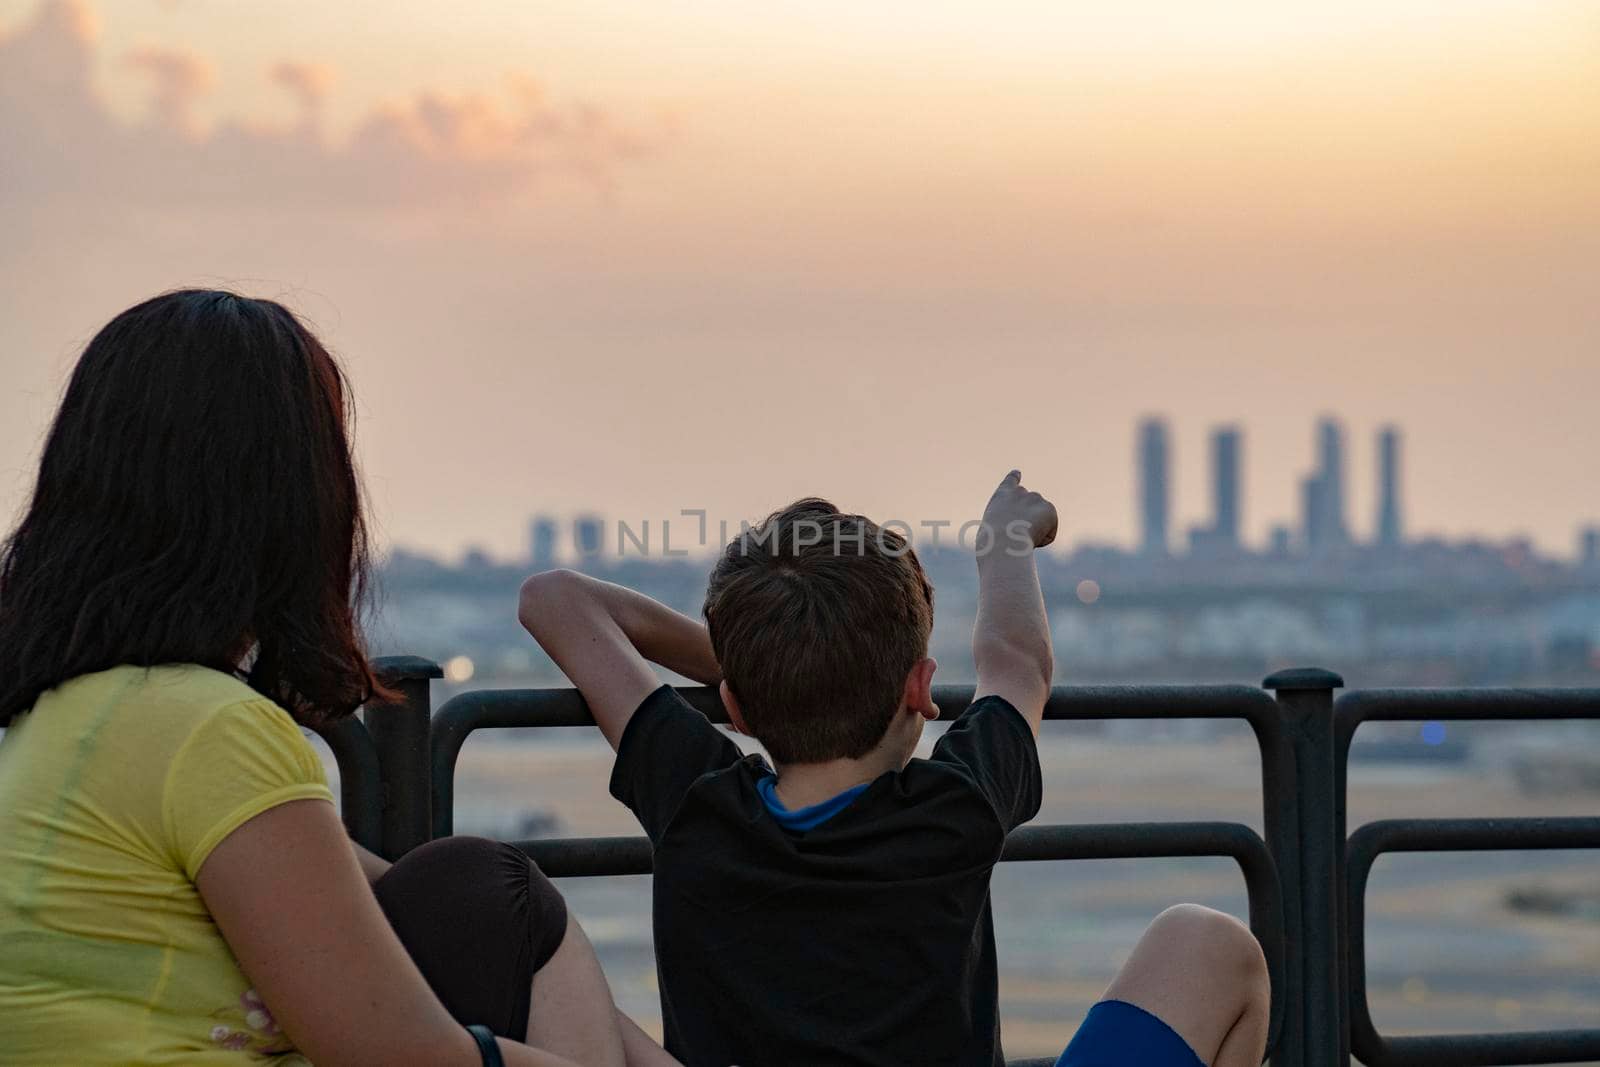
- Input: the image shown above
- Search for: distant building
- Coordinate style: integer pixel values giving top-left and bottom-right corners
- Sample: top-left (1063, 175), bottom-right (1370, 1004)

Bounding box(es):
top-left (1137, 418), bottom-right (1170, 556)
top-left (1582, 526), bottom-right (1600, 568)
top-left (1300, 474), bottom-right (1324, 554)
top-left (1211, 425), bottom-right (1242, 549)
top-left (528, 515), bottom-right (558, 568)
top-left (573, 514), bottom-right (604, 562)
top-left (1269, 524), bottom-right (1293, 558)
top-left (1303, 417), bottom-right (1348, 552)
top-left (1317, 417), bottom-right (1348, 547)
top-left (1376, 426), bottom-right (1403, 548)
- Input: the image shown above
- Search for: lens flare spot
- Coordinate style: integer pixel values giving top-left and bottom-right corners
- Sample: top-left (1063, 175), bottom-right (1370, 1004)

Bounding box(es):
top-left (444, 655), bottom-right (475, 683)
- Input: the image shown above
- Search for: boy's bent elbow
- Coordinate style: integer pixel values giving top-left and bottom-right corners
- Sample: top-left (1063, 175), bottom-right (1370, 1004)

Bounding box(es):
top-left (517, 568), bottom-right (585, 630)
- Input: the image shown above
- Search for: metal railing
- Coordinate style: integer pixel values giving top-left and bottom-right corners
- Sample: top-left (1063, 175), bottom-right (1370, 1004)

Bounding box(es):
top-left (1334, 690), bottom-right (1600, 1067)
top-left (325, 658), bottom-right (1600, 1067)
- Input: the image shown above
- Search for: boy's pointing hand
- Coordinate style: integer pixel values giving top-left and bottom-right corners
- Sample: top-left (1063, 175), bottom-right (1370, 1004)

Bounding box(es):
top-left (982, 469), bottom-right (1058, 550)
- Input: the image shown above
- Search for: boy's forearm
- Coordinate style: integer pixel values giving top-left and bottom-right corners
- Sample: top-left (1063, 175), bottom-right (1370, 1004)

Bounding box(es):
top-left (520, 570), bottom-right (719, 684)
top-left (599, 579), bottom-right (722, 685)
top-left (519, 570), bottom-right (720, 748)
top-left (972, 547), bottom-right (1053, 721)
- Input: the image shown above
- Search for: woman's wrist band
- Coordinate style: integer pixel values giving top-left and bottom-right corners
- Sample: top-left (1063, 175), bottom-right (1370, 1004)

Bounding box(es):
top-left (466, 1024), bottom-right (504, 1067)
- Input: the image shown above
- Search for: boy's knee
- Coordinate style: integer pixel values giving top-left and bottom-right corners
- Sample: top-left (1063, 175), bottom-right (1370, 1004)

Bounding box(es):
top-left (1149, 903), bottom-right (1267, 991)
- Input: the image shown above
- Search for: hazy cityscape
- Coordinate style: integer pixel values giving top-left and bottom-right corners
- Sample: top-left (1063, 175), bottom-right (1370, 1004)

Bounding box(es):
top-left (372, 415), bottom-right (1600, 690)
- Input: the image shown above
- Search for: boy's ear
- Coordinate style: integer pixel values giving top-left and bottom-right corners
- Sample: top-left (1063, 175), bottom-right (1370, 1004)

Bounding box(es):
top-left (903, 657), bottom-right (939, 722)
top-left (720, 679), bottom-right (750, 736)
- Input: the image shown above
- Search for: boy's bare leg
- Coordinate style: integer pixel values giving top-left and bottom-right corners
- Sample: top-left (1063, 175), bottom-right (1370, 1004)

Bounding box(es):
top-left (1100, 904), bottom-right (1270, 1067)
top-left (525, 915), bottom-right (627, 1067)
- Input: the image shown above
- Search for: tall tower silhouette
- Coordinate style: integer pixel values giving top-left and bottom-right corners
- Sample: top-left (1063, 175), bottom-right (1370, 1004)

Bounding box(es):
top-left (1376, 426), bottom-right (1402, 548)
top-left (528, 515), bottom-right (558, 567)
top-left (1211, 426), bottom-right (1242, 549)
top-left (1317, 417), bottom-right (1347, 547)
top-left (1301, 417), bottom-right (1349, 552)
top-left (1137, 418), bottom-right (1170, 556)
top-left (573, 515), bottom-right (604, 563)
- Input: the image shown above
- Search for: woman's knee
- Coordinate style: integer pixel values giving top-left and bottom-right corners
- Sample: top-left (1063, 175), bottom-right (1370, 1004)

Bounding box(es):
top-left (374, 836), bottom-right (571, 1037)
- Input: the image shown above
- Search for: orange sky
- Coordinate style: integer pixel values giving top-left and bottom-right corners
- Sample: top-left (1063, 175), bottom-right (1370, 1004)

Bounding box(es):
top-left (1, 0), bottom-right (1596, 559)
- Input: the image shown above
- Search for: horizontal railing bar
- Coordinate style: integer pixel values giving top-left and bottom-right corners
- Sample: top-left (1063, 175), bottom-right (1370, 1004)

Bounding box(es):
top-left (432, 683), bottom-right (1284, 842)
top-left (1336, 688), bottom-right (1600, 723)
top-left (1347, 817), bottom-right (1600, 1067)
top-left (1350, 816), bottom-right (1600, 854)
top-left (511, 820), bottom-right (1276, 876)
top-left (440, 682), bottom-right (1278, 730)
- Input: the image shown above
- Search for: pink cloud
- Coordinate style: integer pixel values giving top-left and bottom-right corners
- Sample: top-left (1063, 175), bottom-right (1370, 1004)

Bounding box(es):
top-left (0, 0), bottom-right (674, 215)
top-left (270, 60), bottom-right (336, 116)
top-left (123, 43), bottom-right (216, 134)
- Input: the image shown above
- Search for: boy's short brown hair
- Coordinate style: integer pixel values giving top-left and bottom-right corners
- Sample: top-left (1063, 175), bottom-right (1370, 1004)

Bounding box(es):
top-left (703, 498), bottom-right (935, 764)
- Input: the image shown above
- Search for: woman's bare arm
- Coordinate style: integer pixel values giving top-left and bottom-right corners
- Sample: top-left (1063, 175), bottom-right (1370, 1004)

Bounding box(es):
top-left (351, 840), bottom-right (392, 884)
top-left (616, 1012), bottom-right (680, 1067)
top-left (198, 798), bottom-right (582, 1067)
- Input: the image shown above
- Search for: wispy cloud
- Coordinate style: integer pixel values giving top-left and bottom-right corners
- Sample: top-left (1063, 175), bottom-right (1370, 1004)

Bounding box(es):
top-left (268, 60), bottom-right (334, 129)
top-left (122, 43), bottom-right (215, 134)
top-left (0, 0), bottom-right (674, 216)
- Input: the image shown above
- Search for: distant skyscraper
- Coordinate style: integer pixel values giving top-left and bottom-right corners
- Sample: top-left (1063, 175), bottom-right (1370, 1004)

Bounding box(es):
top-left (1582, 526), bottom-right (1600, 568)
top-left (1376, 426), bottom-right (1403, 548)
top-left (1211, 426), bottom-right (1242, 549)
top-left (1301, 418), bottom-right (1348, 553)
top-left (1301, 473), bottom-right (1325, 554)
top-left (1316, 417), bottom-right (1347, 547)
top-left (528, 515), bottom-right (558, 567)
top-left (1137, 418), bottom-right (1170, 556)
top-left (573, 515), bottom-right (604, 562)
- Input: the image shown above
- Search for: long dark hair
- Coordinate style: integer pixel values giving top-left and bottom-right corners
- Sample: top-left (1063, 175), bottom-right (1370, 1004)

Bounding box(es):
top-left (0, 289), bottom-right (389, 726)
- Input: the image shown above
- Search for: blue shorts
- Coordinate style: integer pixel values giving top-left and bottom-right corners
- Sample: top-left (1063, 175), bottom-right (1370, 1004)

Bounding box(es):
top-left (1055, 1000), bottom-right (1206, 1067)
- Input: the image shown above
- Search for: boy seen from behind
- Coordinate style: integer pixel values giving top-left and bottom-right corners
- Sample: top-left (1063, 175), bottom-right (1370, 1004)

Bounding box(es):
top-left (519, 472), bottom-right (1269, 1067)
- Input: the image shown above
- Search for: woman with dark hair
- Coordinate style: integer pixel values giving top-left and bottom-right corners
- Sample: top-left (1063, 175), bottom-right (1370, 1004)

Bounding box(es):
top-left (0, 291), bottom-right (676, 1067)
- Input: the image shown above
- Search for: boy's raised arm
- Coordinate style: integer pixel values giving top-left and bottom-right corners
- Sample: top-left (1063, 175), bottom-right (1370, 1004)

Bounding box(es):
top-left (517, 570), bottom-right (721, 750)
top-left (972, 470), bottom-right (1058, 735)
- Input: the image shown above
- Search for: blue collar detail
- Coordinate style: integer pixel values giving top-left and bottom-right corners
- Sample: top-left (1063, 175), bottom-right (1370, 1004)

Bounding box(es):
top-left (756, 775), bottom-right (869, 831)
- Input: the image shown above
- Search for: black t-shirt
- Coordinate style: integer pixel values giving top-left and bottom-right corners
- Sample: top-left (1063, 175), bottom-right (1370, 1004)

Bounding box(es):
top-left (609, 686), bottom-right (1042, 1067)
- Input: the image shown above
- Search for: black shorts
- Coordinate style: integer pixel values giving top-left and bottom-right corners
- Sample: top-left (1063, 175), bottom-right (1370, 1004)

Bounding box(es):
top-left (373, 836), bottom-right (569, 1040)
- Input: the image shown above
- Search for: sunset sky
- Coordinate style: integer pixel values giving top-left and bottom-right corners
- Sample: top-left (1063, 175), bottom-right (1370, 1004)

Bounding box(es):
top-left (1, 0), bottom-right (1596, 560)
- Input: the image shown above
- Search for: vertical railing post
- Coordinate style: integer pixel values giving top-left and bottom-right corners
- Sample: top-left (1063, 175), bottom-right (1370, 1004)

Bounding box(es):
top-left (1266, 667), bottom-right (1346, 1067)
top-left (1257, 708), bottom-right (1305, 1067)
top-left (314, 716), bottom-right (384, 853)
top-left (368, 655), bottom-right (442, 860)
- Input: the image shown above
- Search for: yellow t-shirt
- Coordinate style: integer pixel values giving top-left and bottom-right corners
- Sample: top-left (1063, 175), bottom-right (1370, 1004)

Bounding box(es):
top-left (0, 664), bottom-right (334, 1065)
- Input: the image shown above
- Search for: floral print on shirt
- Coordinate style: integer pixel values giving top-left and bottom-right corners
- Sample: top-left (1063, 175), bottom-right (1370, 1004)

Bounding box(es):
top-left (208, 989), bottom-right (294, 1055)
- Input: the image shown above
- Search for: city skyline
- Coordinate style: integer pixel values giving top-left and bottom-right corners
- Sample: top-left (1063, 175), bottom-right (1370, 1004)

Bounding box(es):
top-left (470, 415), bottom-right (1598, 567)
